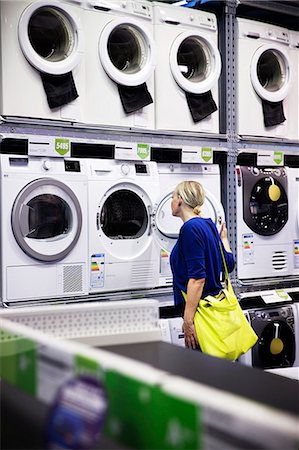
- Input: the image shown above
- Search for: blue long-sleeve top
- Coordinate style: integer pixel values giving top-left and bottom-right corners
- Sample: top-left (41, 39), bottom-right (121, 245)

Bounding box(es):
top-left (170, 217), bottom-right (235, 306)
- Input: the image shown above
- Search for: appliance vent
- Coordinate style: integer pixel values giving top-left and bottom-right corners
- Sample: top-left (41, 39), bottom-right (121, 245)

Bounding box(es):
top-left (63, 265), bottom-right (83, 293)
top-left (271, 251), bottom-right (288, 271)
top-left (130, 263), bottom-right (155, 285)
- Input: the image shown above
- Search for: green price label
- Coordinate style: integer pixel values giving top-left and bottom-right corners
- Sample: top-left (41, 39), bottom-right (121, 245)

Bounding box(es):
top-left (55, 138), bottom-right (70, 156)
top-left (137, 143), bottom-right (150, 160)
top-left (201, 147), bottom-right (212, 163)
top-left (274, 151), bottom-right (283, 165)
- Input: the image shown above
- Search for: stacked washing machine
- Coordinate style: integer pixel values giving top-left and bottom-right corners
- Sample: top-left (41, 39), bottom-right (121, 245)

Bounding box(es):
top-left (236, 18), bottom-right (296, 140)
top-left (239, 301), bottom-right (299, 370)
top-left (0, 136), bottom-right (89, 307)
top-left (152, 154), bottom-right (225, 287)
top-left (153, 2), bottom-right (222, 134)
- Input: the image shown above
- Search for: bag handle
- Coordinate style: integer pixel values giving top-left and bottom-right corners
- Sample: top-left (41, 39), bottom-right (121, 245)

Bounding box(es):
top-left (219, 243), bottom-right (229, 283)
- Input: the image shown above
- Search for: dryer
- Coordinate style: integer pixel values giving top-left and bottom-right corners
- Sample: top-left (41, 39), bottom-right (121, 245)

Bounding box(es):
top-left (87, 159), bottom-right (160, 294)
top-left (153, 163), bottom-right (225, 286)
top-left (0, 0), bottom-right (85, 124)
top-left (236, 165), bottom-right (293, 282)
top-left (239, 304), bottom-right (298, 370)
top-left (83, 0), bottom-right (156, 130)
top-left (153, 2), bottom-right (221, 134)
top-left (286, 167), bottom-right (299, 278)
top-left (236, 18), bottom-right (294, 140)
top-left (0, 154), bottom-right (89, 306)
top-left (289, 29), bottom-right (299, 141)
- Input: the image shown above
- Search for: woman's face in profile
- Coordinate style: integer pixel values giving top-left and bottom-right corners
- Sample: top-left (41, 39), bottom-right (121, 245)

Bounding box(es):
top-left (171, 191), bottom-right (181, 217)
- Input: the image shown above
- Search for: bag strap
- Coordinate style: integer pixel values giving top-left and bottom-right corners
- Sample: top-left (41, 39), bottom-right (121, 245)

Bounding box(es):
top-left (219, 243), bottom-right (229, 283)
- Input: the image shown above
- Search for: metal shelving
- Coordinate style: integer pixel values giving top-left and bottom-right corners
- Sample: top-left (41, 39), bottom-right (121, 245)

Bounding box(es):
top-left (0, 0), bottom-right (298, 297)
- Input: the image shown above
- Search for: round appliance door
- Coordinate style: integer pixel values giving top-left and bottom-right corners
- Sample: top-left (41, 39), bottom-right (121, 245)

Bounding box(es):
top-left (254, 320), bottom-right (295, 369)
top-left (250, 44), bottom-right (292, 102)
top-left (153, 189), bottom-right (224, 253)
top-left (245, 176), bottom-right (288, 236)
top-left (97, 183), bottom-right (152, 260)
top-left (169, 31), bottom-right (221, 94)
top-left (18, 0), bottom-right (84, 75)
top-left (11, 178), bottom-right (82, 262)
top-left (99, 18), bottom-right (156, 86)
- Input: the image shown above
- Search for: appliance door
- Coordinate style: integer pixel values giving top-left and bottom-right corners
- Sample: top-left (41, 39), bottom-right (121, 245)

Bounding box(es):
top-left (97, 183), bottom-right (153, 260)
top-left (153, 188), bottom-right (224, 253)
top-left (11, 178), bottom-right (82, 262)
top-left (250, 44), bottom-right (292, 102)
top-left (243, 175), bottom-right (288, 236)
top-left (169, 31), bottom-right (221, 94)
top-left (99, 18), bottom-right (156, 86)
top-left (253, 319), bottom-right (296, 369)
top-left (18, 0), bottom-right (84, 75)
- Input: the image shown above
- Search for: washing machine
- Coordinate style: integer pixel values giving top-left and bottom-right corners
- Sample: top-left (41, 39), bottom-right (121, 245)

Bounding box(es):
top-left (236, 18), bottom-right (294, 140)
top-left (87, 159), bottom-right (160, 294)
top-left (153, 2), bottom-right (221, 134)
top-left (236, 165), bottom-right (293, 282)
top-left (83, 0), bottom-right (156, 130)
top-left (0, 0), bottom-right (85, 124)
top-left (289, 29), bottom-right (299, 141)
top-left (153, 163), bottom-right (225, 286)
top-left (286, 167), bottom-right (299, 277)
top-left (239, 304), bottom-right (298, 369)
top-left (0, 154), bottom-right (89, 306)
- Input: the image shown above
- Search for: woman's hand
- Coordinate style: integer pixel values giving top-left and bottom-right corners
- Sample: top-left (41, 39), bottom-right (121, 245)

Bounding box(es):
top-left (182, 320), bottom-right (198, 350)
top-left (220, 222), bottom-right (232, 253)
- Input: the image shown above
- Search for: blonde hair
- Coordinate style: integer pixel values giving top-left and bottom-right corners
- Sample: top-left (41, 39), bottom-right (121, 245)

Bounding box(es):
top-left (175, 180), bottom-right (205, 215)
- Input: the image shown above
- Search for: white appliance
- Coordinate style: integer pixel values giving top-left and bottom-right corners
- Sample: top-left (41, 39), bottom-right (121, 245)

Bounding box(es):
top-left (286, 167), bottom-right (299, 277)
top-left (0, 0), bottom-right (85, 124)
top-left (236, 18), bottom-right (294, 139)
top-left (83, 0), bottom-right (156, 130)
top-left (159, 317), bottom-right (185, 347)
top-left (153, 163), bottom-right (225, 286)
top-left (0, 154), bottom-right (89, 306)
top-left (289, 29), bottom-right (299, 141)
top-left (239, 304), bottom-right (299, 369)
top-left (87, 159), bottom-right (160, 294)
top-left (236, 165), bottom-right (293, 282)
top-left (153, 2), bottom-right (221, 134)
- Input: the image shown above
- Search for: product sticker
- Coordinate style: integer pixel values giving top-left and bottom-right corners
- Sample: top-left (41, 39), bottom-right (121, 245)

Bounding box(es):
top-left (293, 240), bottom-right (299, 269)
top-left (257, 150), bottom-right (284, 166)
top-left (114, 143), bottom-right (136, 160)
top-left (90, 254), bottom-right (105, 289)
top-left (181, 146), bottom-right (213, 164)
top-left (137, 143), bottom-right (150, 160)
top-left (160, 250), bottom-right (171, 276)
top-left (242, 234), bottom-right (254, 264)
top-left (261, 290), bottom-right (291, 304)
top-left (45, 375), bottom-right (108, 450)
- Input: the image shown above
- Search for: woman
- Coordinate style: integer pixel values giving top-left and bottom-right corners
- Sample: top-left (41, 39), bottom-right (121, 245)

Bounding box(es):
top-left (170, 180), bottom-right (235, 350)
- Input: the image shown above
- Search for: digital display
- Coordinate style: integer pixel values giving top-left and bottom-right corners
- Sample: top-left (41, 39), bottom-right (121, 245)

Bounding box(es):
top-left (65, 160), bottom-right (80, 172)
top-left (135, 164), bottom-right (148, 174)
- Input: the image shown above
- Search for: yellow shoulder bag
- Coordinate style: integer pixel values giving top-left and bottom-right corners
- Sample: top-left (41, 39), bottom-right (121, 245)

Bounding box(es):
top-left (182, 245), bottom-right (258, 361)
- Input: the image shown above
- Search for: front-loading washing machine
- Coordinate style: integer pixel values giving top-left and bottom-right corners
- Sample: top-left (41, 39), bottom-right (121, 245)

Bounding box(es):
top-left (236, 165), bottom-right (293, 282)
top-left (236, 18), bottom-right (295, 140)
top-left (0, 0), bottom-right (85, 124)
top-left (87, 158), bottom-right (160, 294)
top-left (83, 0), bottom-right (156, 130)
top-left (239, 304), bottom-right (298, 369)
top-left (0, 154), bottom-right (89, 306)
top-left (153, 163), bottom-right (225, 287)
top-left (153, 2), bottom-right (221, 134)
top-left (289, 29), bottom-right (299, 141)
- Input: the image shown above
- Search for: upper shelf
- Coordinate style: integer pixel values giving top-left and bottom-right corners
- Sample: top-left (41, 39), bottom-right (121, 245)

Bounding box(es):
top-left (236, 0), bottom-right (299, 30)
